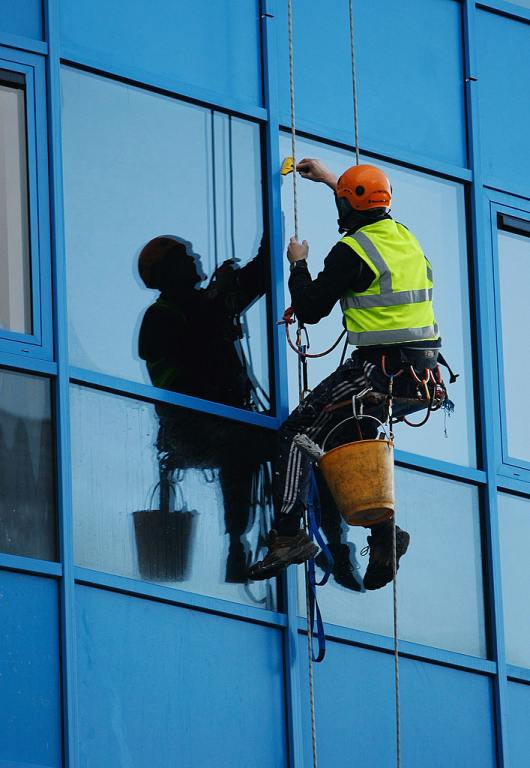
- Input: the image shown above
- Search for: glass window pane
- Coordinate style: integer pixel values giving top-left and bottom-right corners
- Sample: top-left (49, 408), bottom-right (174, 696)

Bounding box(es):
top-left (498, 226), bottom-right (530, 464)
top-left (0, 73), bottom-right (32, 335)
top-left (298, 467), bottom-right (486, 657)
top-left (62, 67), bottom-right (271, 413)
top-left (279, 134), bottom-right (476, 466)
top-left (70, 385), bottom-right (277, 610)
top-left (0, 369), bottom-right (56, 560)
top-left (499, 492), bottom-right (530, 668)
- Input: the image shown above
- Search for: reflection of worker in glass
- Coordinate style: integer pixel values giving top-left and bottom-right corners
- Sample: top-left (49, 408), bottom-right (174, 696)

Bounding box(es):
top-left (138, 235), bottom-right (268, 410)
top-left (137, 235), bottom-right (272, 582)
top-left (250, 161), bottom-right (448, 590)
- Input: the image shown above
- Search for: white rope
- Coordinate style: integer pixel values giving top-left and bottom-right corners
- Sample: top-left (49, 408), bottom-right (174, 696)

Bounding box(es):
top-left (304, 555), bottom-right (319, 768)
top-left (392, 517), bottom-right (401, 768)
top-left (348, 0), bottom-right (360, 164)
top-left (287, 4), bottom-right (317, 762)
top-left (287, 0), bottom-right (299, 240)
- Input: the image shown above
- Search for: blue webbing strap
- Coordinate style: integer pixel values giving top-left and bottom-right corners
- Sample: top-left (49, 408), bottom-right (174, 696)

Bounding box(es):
top-left (306, 468), bottom-right (334, 663)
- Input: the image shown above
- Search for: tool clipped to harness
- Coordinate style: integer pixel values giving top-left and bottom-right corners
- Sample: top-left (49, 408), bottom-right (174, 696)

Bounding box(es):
top-left (278, 306), bottom-right (346, 358)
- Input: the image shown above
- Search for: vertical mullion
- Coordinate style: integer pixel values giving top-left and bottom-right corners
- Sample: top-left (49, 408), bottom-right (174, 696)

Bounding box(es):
top-left (463, 3), bottom-right (510, 766)
top-left (261, 1), bottom-right (304, 767)
top-left (261, 0), bottom-right (289, 423)
top-left (44, 1), bottom-right (79, 766)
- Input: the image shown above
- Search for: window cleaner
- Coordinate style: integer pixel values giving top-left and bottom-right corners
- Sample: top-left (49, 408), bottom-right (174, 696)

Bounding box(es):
top-left (248, 159), bottom-right (452, 586)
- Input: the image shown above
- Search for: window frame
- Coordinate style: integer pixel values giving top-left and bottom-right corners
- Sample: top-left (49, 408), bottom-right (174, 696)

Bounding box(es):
top-left (0, 48), bottom-right (52, 360)
top-left (489, 194), bottom-right (530, 482)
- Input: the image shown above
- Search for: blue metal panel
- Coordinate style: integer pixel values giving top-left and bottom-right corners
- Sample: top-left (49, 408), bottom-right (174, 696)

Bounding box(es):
top-left (0, 570), bottom-right (62, 767)
top-left (477, 9), bottom-right (530, 195)
top-left (299, 638), bottom-right (496, 768)
top-left (76, 584), bottom-right (287, 768)
top-left (59, 0), bottom-right (262, 109)
top-left (276, 0), bottom-right (467, 168)
top-left (0, 0), bottom-right (43, 41)
top-left (507, 682), bottom-right (530, 768)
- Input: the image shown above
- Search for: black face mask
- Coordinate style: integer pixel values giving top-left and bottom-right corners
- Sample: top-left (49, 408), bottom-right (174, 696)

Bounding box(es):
top-left (335, 195), bottom-right (355, 233)
top-left (335, 195), bottom-right (390, 233)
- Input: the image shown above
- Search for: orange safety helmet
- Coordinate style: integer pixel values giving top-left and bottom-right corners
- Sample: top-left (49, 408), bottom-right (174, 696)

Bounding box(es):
top-left (336, 164), bottom-right (392, 212)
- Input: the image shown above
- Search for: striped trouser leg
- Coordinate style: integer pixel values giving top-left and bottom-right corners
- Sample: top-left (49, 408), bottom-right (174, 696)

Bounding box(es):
top-left (274, 355), bottom-right (376, 524)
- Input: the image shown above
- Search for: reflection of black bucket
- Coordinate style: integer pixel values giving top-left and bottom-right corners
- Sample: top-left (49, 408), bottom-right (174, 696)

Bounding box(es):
top-left (133, 509), bottom-right (196, 581)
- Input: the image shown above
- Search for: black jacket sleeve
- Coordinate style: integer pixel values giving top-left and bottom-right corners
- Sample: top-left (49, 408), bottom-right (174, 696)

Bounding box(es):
top-left (288, 241), bottom-right (375, 324)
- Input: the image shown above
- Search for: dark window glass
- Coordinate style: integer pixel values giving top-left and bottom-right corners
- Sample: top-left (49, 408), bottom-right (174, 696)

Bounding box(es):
top-left (62, 67), bottom-right (271, 413)
top-left (0, 71), bottom-right (32, 335)
top-left (70, 385), bottom-right (277, 610)
top-left (298, 467), bottom-right (485, 656)
top-left (497, 221), bottom-right (530, 465)
top-left (499, 492), bottom-right (530, 668)
top-left (0, 369), bottom-right (56, 560)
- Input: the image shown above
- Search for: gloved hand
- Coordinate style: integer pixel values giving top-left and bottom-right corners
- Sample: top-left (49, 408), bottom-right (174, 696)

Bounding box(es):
top-left (296, 158), bottom-right (338, 190)
top-left (287, 236), bottom-right (308, 263)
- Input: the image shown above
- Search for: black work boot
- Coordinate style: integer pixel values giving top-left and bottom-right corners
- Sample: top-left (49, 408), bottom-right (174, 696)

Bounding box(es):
top-left (363, 522), bottom-right (410, 591)
top-left (316, 543), bottom-right (362, 591)
top-left (248, 530), bottom-right (319, 581)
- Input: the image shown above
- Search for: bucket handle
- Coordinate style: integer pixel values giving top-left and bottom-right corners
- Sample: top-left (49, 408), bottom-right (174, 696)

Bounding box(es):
top-left (321, 414), bottom-right (391, 453)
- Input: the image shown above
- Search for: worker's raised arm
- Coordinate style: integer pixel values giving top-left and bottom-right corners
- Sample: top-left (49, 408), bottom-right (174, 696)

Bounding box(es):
top-left (296, 158), bottom-right (338, 191)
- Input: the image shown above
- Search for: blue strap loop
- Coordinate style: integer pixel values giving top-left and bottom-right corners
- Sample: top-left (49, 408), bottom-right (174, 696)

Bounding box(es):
top-left (305, 468), bottom-right (334, 663)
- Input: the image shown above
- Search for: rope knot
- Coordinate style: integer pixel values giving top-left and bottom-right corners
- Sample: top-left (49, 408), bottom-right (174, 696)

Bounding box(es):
top-left (277, 306), bottom-right (296, 326)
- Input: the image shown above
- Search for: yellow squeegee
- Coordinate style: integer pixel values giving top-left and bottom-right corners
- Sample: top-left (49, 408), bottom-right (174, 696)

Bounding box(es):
top-left (280, 156), bottom-right (294, 176)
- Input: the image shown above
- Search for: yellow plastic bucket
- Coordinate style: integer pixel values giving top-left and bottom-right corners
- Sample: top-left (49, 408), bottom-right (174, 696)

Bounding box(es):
top-left (318, 438), bottom-right (395, 526)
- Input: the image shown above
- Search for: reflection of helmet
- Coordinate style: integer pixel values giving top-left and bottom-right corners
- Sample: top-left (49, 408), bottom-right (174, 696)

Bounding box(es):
top-left (138, 236), bottom-right (183, 288)
top-left (336, 164), bottom-right (392, 212)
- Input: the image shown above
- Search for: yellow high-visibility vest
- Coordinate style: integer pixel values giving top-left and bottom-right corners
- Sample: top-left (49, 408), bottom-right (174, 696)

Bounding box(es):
top-left (340, 219), bottom-right (438, 346)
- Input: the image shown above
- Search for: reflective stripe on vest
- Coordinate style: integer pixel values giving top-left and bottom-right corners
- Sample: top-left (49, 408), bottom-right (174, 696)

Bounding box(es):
top-left (340, 220), bottom-right (438, 346)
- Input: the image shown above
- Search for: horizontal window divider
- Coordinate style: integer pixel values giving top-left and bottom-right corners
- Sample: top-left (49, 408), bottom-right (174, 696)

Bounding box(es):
top-left (61, 55), bottom-right (268, 123)
top-left (507, 664), bottom-right (530, 684)
top-left (477, 0), bottom-right (530, 23)
top-left (484, 179), bottom-right (530, 204)
top-left (484, 188), bottom-right (530, 210)
top-left (501, 455), bottom-right (530, 474)
top-left (279, 120), bottom-right (473, 183)
top-left (297, 618), bottom-right (496, 675)
top-left (0, 33), bottom-right (48, 56)
top-left (69, 366), bottom-right (281, 429)
top-left (0, 552), bottom-right (62, 578)
top-left (394, 449), bottom-right (486, 484)
top-left (0, 352), bottom-right (57, 376)
top-left (496, 473), bottom-right (530, 496)
top-left (74, 566), bottom-right (286, 629)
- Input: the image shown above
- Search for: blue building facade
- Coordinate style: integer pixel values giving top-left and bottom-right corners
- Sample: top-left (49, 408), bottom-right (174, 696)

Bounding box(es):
top-left (0, 1), bottom-right (529, 766)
